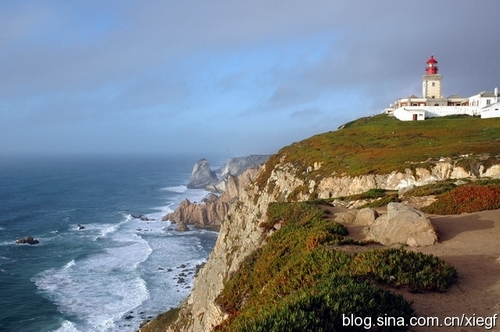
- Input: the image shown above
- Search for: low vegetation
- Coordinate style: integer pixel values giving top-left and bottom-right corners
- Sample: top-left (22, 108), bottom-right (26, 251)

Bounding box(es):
top-left (140, 308), bottom-right (180, 332)
top-left (403, 181), bottom-right (458, 197)
top-left (215, 202), bottom-right (457, 331)
top-left (255, 115), bottom-right (500, 190)
top-left (421, 183), bottom-right (500, 214)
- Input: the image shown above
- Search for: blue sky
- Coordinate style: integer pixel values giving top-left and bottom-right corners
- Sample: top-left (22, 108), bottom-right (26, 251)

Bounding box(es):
top-left (2, 1), bottom-right (500, 158)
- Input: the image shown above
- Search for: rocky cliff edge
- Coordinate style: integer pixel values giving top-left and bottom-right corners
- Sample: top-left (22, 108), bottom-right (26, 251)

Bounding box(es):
top-left (157, 159), bottom-right (500, 332)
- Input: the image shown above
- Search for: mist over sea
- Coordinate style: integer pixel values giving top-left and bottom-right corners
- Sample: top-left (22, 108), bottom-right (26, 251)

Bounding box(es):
top-left (0, 154), bottom-right (223, 331)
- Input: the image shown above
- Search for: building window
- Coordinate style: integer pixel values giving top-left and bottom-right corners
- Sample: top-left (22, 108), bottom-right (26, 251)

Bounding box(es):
top-left (432, 82), bottom-right (435, 87)
top-left (487, 99), bottom-right (491, 105)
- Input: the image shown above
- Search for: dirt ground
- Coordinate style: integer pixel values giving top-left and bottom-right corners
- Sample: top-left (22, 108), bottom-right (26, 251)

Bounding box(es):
top-left (325, 205), bottom-right (500, 331)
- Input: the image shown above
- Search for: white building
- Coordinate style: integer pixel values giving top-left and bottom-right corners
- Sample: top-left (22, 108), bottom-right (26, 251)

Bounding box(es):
top-left (385, 56), bottom-right (499, 120)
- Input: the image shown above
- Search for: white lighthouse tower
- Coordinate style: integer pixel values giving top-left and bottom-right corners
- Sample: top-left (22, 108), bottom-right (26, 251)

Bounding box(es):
top-left (422, 55), bottom-right (443, 99)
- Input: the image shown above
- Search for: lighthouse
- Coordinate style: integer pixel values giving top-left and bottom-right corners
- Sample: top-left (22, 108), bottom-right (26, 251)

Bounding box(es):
top-left (422, 55), bottom-right (443, 99)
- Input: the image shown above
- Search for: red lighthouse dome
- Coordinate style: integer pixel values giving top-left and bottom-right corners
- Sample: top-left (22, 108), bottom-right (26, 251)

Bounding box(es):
top-left (426, 55), bottom-right (438, 74)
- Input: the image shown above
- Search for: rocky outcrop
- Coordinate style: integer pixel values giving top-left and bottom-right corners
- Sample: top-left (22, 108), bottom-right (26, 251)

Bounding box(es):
top-left (163, 196), bottom-right (229, 230)
top-left (163, 167), bottom-right (260, 229)
top-left (187, 159), bottom-right (218, 189)
top-left (366, 203), bottom-right (438, 247)
top-left (221, 155), bottom-right (270, 179)
top-left (262, 160), bottom-right (499, 200)
top-left (176, 221), bottom-right (189, 232)
top-left (16, 236), bottom-right (39, 245)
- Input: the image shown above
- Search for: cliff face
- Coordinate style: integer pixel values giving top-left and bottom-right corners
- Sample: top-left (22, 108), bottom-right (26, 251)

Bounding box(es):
top-left (167, 166), bottom-right (271, 331)
top-left (164, 159), bottom-right (500, 331)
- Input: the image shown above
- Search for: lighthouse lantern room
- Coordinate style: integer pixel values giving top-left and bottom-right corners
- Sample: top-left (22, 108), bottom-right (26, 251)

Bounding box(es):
top-left (426, 55), bottom-right (438, 74)
top-left (422, 55), bottom-right (443, 99)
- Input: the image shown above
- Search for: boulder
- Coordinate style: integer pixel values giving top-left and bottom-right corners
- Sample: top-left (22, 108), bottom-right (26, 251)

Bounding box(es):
top-left (334, 210), bottom-right (357, 223)
top-left (354, 208), bottom-right (378, 226)
top-left (366, 203), bottom-right (438, 247)
top-left (187, 159), bottom-right (218, 189)
top-left (16, 236), bottom-right (39, 245)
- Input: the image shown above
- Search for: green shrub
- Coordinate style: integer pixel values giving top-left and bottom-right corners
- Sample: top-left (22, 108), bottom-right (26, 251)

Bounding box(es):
top-left (404, 181), bottom-right (457, 197)
top-left (363, 194), bottom-right (400, 208)
top-left (351, 248), bottom-right (458, 293)
top-left (229, 276), bottom-right (414, 332)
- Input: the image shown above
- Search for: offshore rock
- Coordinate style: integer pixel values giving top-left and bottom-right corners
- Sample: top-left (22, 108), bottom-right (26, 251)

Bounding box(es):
top-left (187, 159), bottom-right (218, 189)
top-left (366, 203), bottom-right (438, 247)
top-left (16, 236), bottom-right (39, 245)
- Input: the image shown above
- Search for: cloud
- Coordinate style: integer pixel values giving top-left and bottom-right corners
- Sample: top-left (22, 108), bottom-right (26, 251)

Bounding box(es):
top-left (1, 0), bottom-right (500, 156)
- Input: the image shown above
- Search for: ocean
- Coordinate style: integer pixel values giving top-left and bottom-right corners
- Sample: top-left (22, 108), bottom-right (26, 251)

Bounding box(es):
top-left (0, 154), bottom-right (222, 332)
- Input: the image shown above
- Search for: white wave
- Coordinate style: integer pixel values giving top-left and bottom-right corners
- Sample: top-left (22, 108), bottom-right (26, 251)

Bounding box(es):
top-left (53, 320), bottom-right (78, 332)
top-left (161, 185), bottom-right (187, 193)
top-left (69, 221), bottom-right (124, 241)
top-left (34, 223), bottom-right (152, 331)
top-left (63, 260), bottom-right (75, 269)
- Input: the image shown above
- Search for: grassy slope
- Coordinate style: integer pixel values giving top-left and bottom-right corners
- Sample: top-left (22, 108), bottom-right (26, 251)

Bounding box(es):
top-left (258, 115), bottom-right (500, 187)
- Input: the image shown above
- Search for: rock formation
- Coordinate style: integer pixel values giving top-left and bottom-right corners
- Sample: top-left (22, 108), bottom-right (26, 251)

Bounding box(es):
top-left (163, 166), bottom-right (261, 229)
top-left (186, 159), bottom-right (218, 189)
top-left (16, 236), bottom-right (39, 245)
top-left (366, 203), bottom-right (438, 247)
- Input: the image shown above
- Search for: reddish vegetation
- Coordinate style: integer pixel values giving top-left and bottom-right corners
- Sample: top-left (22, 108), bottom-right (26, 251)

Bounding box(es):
top-left (422, 185), bottom-right (500, 215)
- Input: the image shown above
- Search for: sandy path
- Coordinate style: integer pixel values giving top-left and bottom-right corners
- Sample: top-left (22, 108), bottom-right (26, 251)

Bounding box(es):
top-left (324, 205), bottom-right (500, 331)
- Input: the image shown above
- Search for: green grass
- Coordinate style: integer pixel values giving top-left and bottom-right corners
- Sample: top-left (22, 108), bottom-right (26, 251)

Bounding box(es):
top-left (403, 181), bottom-right (458, 197)
top-left (255, 115), bottom-right (500, 189)
top-left (214, 202), bottom-right (457, 331)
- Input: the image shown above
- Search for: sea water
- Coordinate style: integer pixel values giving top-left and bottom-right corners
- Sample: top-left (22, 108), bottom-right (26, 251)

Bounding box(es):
top-left (0, 154), bottom-right (222, 332)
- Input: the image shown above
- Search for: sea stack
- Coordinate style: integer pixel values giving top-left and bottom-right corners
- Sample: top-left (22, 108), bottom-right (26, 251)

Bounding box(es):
top-left (186, 159), bottom-right (218, 189)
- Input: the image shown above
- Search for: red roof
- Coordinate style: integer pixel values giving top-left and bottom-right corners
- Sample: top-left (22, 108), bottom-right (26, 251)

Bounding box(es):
top-left (426, 55), bottom-right (438, 64)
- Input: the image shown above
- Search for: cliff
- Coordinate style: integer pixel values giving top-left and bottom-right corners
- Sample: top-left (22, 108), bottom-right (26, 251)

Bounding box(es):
top-left (142, 115), bottom-right (500, 331)
top-left (164, 161), bottom-right (499, 331)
